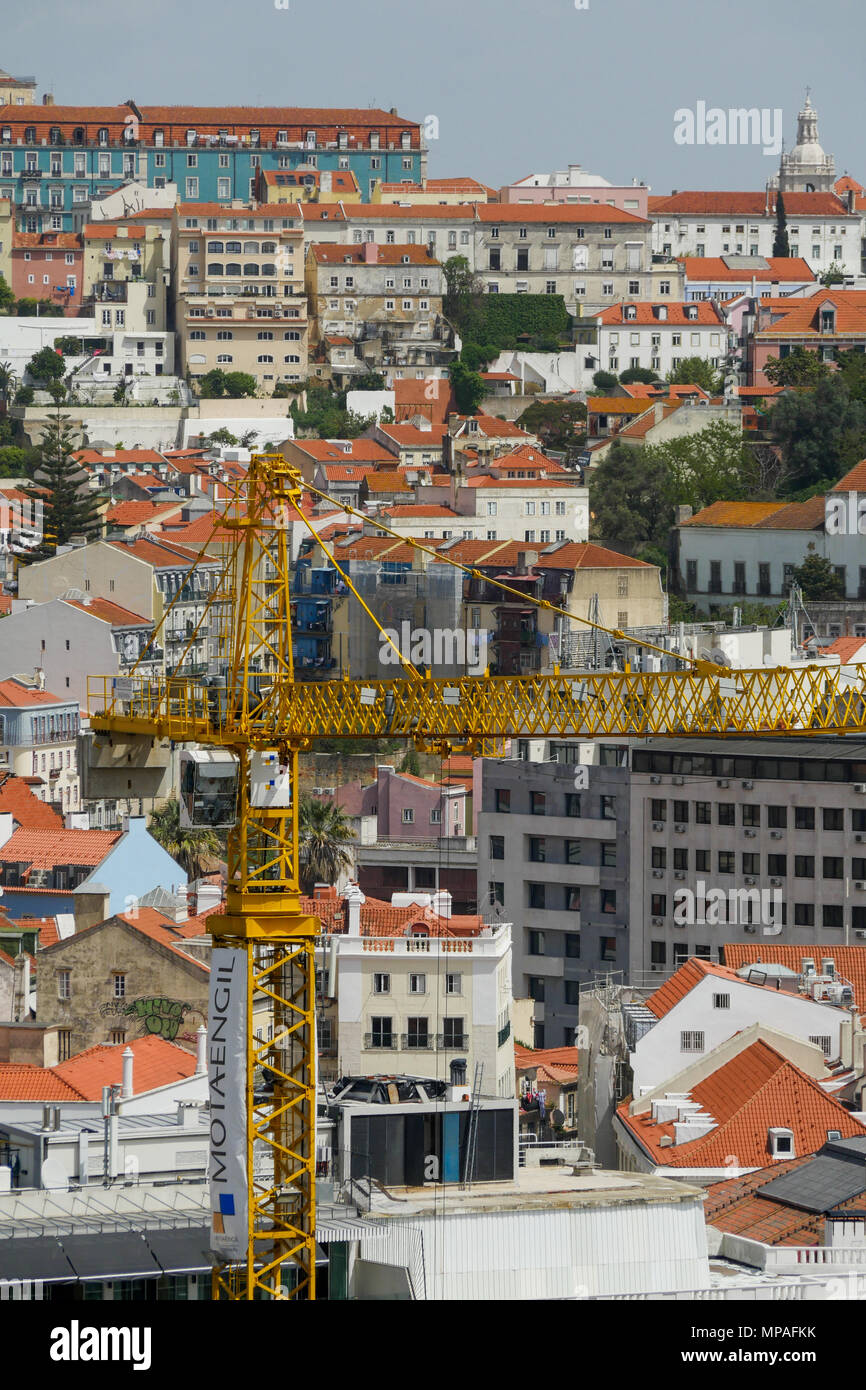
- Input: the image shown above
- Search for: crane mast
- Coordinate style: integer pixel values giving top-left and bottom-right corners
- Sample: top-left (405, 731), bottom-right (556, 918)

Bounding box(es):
top-left (85, 455), bottom-right (866, 1302)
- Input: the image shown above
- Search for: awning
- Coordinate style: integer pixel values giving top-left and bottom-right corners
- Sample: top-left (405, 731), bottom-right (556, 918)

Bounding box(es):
top-left (0, 1236), bottom-right (76, 1283)
top-left (60, 1232), bottom-right (162, 1281)
top-left (144, 1227), bottom-right (213, 1275)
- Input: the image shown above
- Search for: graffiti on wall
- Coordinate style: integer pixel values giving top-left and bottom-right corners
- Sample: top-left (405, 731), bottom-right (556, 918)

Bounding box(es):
top-left (100, 995), bottom-right (203, 1042)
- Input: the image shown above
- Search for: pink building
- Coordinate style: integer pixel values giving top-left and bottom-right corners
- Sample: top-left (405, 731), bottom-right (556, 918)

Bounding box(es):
top-left (500, 164), bottom-right (649, 219)
top-left (11, 231), bottom-right (82, 313)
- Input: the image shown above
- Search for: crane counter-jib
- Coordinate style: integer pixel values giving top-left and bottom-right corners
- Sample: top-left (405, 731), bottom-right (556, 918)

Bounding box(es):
top-left (86, 664), bottom-right (866, 744)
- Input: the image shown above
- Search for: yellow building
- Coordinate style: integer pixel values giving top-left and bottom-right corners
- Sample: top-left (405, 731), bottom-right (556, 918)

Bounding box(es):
top-left (172, 201), bottom-right (308, 391)
top-left (82, 220), bottom-right (169, 333)
top-left (0, 69), bottom-right (37, 105)
top-left (256, 167), bottom-right (361, 204)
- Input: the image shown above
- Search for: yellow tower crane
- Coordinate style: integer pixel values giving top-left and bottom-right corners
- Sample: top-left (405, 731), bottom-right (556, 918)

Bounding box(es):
top-left (86, 454), bottom-right (866, 1301)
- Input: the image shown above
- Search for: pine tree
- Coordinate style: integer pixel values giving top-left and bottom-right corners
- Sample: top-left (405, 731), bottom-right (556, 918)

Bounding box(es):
top-left (773, 192), bottom-right (790, 258)
top-left (25, 407), bottom-right (102, 560)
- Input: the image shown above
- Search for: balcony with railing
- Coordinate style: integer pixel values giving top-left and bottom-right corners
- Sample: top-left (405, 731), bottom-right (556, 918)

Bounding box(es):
top-left (435, 1032), bottom-right (468, 1049)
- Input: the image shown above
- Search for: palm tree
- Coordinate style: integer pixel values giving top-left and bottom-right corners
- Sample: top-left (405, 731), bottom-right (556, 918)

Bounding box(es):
top-left (148, 797), bottom-right (224, 880)
top-left (0, 362), bottom-right (16, 404)
top-left (299, 796), bottom-right (355, 894)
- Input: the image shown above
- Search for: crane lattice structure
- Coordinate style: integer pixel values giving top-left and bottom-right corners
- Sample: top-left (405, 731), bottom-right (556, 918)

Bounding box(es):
top-left (85, 454), bottom-right (866, 1301)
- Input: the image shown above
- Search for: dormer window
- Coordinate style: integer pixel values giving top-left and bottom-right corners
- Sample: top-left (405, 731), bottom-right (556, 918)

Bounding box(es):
top-left (24, 126), bottom-right (36, 144)
top-left (97, 128), bottom-right (109, 146)
top-left (768, 1126), bottom-right (794, 1158)
top-left (402, 254), bottom-right (410, 263)
top-left (821, 308), bottom-right (836, 334)
top-left (338, 131), bottom-right (348, 149)
top-left (624, 304), bottom-right (636, 320)
top-left (186, 129), bottom-right (197, 146)
top-left (686, 305), bottom-right (698, 320)
top-left (401, 131), bottom-right (411, 150)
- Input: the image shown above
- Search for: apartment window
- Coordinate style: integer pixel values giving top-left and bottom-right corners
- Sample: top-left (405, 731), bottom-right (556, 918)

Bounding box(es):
top-left (406, 1017), bottom-right (429, 1048)
top-left (373, 973), bottom-right (390, 994)
top-left (495, 788), bottom-right (510, 813)
top-left (767, 854), bottom-right (787, 876)
top-left (794, 903), bottom-right (815, 926)
top-left (58, 1030), bottom-right (72, 1062)
top-left (681, 1031), bottom-right (704, 1051)
top-left (696, 849), bottom-right (710, 871)
top-left (528, 930), bottom-right (545, 956)
top-left (600, 889), bottom-right (616, 914)
top-left (58, 970), bottom-right (71, 1000)
top-left (601, 842), bottom-right (617, 868)
top-left (823, 857), bottom-right (844, 879)
top-left (566, 793), bottom-right (581, 817)
top-left (529, 836), bottom-right (546, 862)
top-left (488, 881), bottom-right (504, 907)
top-left (601, 795), bottom-right (616, 820)
top-left (718, 851), bottom-right (735, 873)
top-left (795, 855), bottom-right (815, 878)
top-left (445, 973), bottom-right (462, 996)
top-left (717, 804), bottom-right (735, 826)
top-left (530, 790), bottom-right (546, 816)
top-left (529, 978), bottom-right (545, 1002)
top-left (600, 938), bottom-right (617, 962)
top-left (489, 834), bottom-right (504, 859)
top-left (742, 804), bottom-right (760, 827)
top-left (823, 905), bottom-right (844, 930)
top-left (712, 994), bottom-right (730, 1009)
top-left (401, 808), bottom-right (415, 824)
top-left (823, 808), bottom-right (843, 832)
top-left (186, 177), bottom-right (199, 198)
top-left (651, 799), bottom-right (667, 822)
top-left (528, 883), bottom-right (546, 909)
top-left (768, 805), bottom-right (787, 829)
top-left (651, 846), bottom-right (666, 869)
top-left (370, 1017), bottom-right (393, 1048)
top-left (742, 852), bottom-right (759, 874)
top-left (113, 973), bottom-right (126, 999)
top-left (566, 840), bottom-right (581, 865)
top-left (673, 801), bottom-right (689, 824)
top-left (409, 973), bottom-right (427, 995)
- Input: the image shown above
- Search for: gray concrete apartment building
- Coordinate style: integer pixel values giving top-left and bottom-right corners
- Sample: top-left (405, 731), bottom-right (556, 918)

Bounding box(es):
top-left (477, 747), bottom-right (631, 1048)
top-left (478, 734), bottom-right (866, 1047)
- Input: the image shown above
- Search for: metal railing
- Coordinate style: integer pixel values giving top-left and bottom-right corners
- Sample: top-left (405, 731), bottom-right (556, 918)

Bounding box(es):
top-left (435, 1033), bottom-right (468, 1049)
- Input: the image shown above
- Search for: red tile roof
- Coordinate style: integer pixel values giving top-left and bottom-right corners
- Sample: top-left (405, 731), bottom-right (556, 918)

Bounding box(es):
top-left (721, 944), bottom-right (866, 1011)
top-left (831, 458), bottom-right (866, 493)
top-left (703, 1156), bottom-right (823, 1245)
top-left (644, 957), bottom-right (747, 1019)
top-left (595, 302), bottom-right (725, 326)
top-left (297, 439), bottom-right (393, 464)
top-left (649, 191), bottom-right (851, 217)
top-left (379, 504), bottom-right (459, 518)
top-left (618, 1040), bottom-right (864, 1169)
top-left (0, 1065), bottom-right (84, 1100)
top-left (0, 678), bottom-right (70, 708)
top-left (377, 423), bottom-right (447, 447)
top-left (823, 636), bottom-right (866, 663)
top-left (755, 289), bottom-right (866, 340)
top-left (73, 449), bottom-right (165, 465)
top-left (680, 498), bottom-right (825, 531)
top-left (309, 243), bottom-right (439, 266)
top-left (0, 775), bottom-right (64, 831)
top-left (63, 597), bottom-right (151, 626)
top-left (52, 1035), bottom-right (199, 1097)
top-left (514, 1043), bottom-right (579, 1073)
top-left (681, 257), bottom-right (815, 283)
top-left (105, 500), bottom-right (184, 526)
top-left (298, 891), bottom-right (484, 939)
top-left (109, 537), bottom-right (200, 566)
top-left (12, 231), bottom-right (81, 251)
top-left (0, 826), bottom-right (120, 871)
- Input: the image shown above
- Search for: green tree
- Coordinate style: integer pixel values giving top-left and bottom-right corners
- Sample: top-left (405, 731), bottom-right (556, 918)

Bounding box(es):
top-left (353, 371), bottom-right (386, 391)
top-left (666, 357), bottom-right (722, 393)
top-left (764, 346), bottom-right (830, 388)
top-left (148, 798), bottom-right (223, 880)
top-left (0, 445), bottom-right (36, 478)
top-left (646, 421), bottom-right (760, 512)
top-left (619, 366), bottom-right (660, 385)
top-left (449, 359), bottom-right (486, 414)
top-left (442, 255), bottom-right (484, 332)
top-left (461, 341), bottom-right (500, 372)
top-left (773, 192), bottom-right (790, 258)
top-left (198, 368), bottom-right (227, 398)
top-left (223, 371), bottom-right (257, 398)
top-left (516, 397), bottom-right (587, 453)
top-left (400, 746), bottom-right (421, 775)
top-left (836, 348), bottom-right (866, 409)
top-left (588, 438), bottom-right (674, 553)
top-left (299, 796), bottom-right (355, 894)
top-left (205, 427), bottom-right (240, 446)
top-left (592, 370), bottom-right (619, 391)
top-left (13, 385), bottom-right (34, 406)
top-left (25, 407), bottom-right (102, 558)
top-left (792, 542), bottom-right (845, 599)
top-left (821, 261), bottom-right (846, 286)
top-left (0, 275), bottom-right (14, 314)
top-left (26, 345), bottom-right (65, 386)
top-left (0, 361), bottom-right (16, 402)
top-left (769, 375), bottom-right (866, 494)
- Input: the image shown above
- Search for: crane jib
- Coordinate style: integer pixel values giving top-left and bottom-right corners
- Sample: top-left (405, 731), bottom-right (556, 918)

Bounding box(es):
top-left (89, 666), bottom-right (866, 745)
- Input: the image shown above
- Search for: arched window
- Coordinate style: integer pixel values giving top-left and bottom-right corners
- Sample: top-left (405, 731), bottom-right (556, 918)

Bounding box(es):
top-left (257, 354), bottom-right (274, 363)
top-left (257, 331), bottom-right (273, 340)
top-left (261, 241), bottom-right (276, 254)
top-left (207, 240), bottom-right (224, 254)
top-left (244, 240), bottom-right (259, 254)
top-left (207, 262), bottom-right (224, 275)
top-left (216, 330), bottom-right (233, 340)
top-left (225, 262), bottom-right (241, 276)
top-left (97, 128), bottom-right (109, 146)
top-left (261, 262), bottom-right (276, 277)
top-left (225, 240), bottom-right (242, 253)
top-left (216, 354), bottom-right (233, 363)
top-left (73, 127), bottom-right (85, 145)
top-left (243, 263), bottom-right (259, 276)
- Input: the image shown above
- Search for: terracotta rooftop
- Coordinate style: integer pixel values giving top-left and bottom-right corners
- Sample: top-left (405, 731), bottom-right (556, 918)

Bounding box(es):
top-left (595, 302), bottom-right (725, 327)
top-left (618, 1040), bottom-right (864, 1170)
top-left (832, 458), bottom-right (866, 493)
top-left (721, 945), bottom-right (866, 1012)
top-left (62, 597), bottom-right (151, 627)
top-left (0, 775), bottom-right (64, 831)
top-left (680, 256), bottom-right (816, 282)
top-left (648, 191), bottom-right (851, 217)
top-left (644, 957), bottom-right (749, 1020)
top-left (0, 826), bottom-right (120, 871)
top-left (0, 678), bottom-right (71, 709)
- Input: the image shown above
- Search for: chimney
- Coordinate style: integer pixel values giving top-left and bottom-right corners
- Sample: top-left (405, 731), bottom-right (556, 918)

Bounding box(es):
top-left (35, 667), bottom-right (45, 691)
top-left (195, 1024), bottom-right (207, 1075)
top-left (342, 881), bottom-right (365, 937)
top-left (121, 1046), bottom-right (134, 1098)
top-left (42, 93), bottom-right (54, 106)
top-left (194, 881), bottom-right (221, 916)
top-left (364, 240), bottom-right (378, 265)
top-left (431, 889), bottom-right (452, 920)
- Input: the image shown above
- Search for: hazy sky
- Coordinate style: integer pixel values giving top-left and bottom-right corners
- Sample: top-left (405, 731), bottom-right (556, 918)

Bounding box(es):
top-left (5, 0), bottom-right (864, 194)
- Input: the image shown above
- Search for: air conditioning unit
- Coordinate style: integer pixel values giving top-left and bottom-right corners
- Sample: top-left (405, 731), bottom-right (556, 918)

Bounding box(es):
top-left (717, 779), bottom-right (730, 788)
top-left (650, 774), bottom-right (662, 784)
top-left (652, 916), bottom-right (664, 927)
top-left (674, 871), bottom-right (686, 881)
top-left (770, 830), bottom-right (783, 839)
top-left (652, 869), bottom-right (664, 879)
top-left (856, 881), bottom-right (866, 891)
top-left (770, 877), bottom-right (783, 887)
top-left (652, 821), bottom-right (664, 831)
top-left (745, 828), bottom-right (757, 838)
top-left (744, 876), bottom-right (756, 885)
top-left (672, 776), bottom-right (685, 786)
top-left (856, 930), bottom-right (866, 940)
top-left (742, 780), bottom-right (754, 790)
top-left (855, 784), bottom-right (866, 794)
top-left (744, 924), bottom-right (758, 934)
top-left (856, 834), bottom-right (865, 843)
top-left (674, 824), bottom-right (687, 834)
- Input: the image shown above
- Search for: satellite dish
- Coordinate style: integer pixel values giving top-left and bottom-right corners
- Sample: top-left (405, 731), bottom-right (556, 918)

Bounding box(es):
top-left (551, 1109), bottom-right (565, 1128)
top-left (41, 1158), bottom-right (69, 1191)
